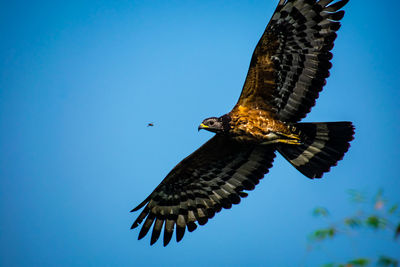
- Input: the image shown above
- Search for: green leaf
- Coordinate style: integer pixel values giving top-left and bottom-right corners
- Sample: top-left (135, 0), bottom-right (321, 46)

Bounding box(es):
top-left (389, 204), bottom-right (398, 215)
top-left (309, 227), bottom-right (336, 241)
top-left (377, 256), bottom-right (398, 267)
top-left (345, 217), bottom-right (362, 228)
top-left (348, 258), bottom-right (370, 266)
top-left (328, 228), bottom-right (336, 237)
top-left (313, 207), bottom-right (330, 217)
top-left (365, 216), bottom-right (386, 229)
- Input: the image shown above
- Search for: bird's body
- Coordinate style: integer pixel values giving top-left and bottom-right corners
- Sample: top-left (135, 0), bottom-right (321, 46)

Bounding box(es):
top-left (228, 105), bottom-right (300, 144)
top-left (131, 0), bottom-right (355, 246)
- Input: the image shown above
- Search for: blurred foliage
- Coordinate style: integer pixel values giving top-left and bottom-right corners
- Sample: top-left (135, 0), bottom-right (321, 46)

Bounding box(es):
top-left (347, 258), bottom-right (371, 266)
top-left (347, 189), bottom-right (367, 203)
top-left (313, 207), bottom-right (330, 217)
top-left (306, 189), bottom-right (399, 267)
top-left (388, 205), bottom-right (398, 215)
top-left (365, 216), bottom-right (387, 230)
top-left (320, 257), bottom-right (398, 267)
top-left (376, 256), bottom-right (398, 267)
top-left (320, 257), bottom-right (397, 267)
top-left (310, 228), bottom-right (336, 241)
top-left (344, 217), bottom-right (362, 228)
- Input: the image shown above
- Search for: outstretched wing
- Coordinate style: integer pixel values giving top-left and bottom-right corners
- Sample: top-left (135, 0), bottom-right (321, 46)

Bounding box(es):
top-left (236, 0), bottom-right (349, 122)
top-left (131, 136), bottom-right (276, 246)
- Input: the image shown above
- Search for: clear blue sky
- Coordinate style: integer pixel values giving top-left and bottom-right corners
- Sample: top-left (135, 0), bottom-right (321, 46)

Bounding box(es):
top-left (1, 0), bottom-right (399, 266)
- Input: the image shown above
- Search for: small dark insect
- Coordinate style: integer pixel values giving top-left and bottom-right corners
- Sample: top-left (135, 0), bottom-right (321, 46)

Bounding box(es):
top-left (147, 123), bottom-right (154, 127)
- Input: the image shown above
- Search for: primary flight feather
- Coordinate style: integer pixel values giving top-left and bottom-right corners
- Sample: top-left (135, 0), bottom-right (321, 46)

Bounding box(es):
top-left (131, 0), bottom-right (354, 246)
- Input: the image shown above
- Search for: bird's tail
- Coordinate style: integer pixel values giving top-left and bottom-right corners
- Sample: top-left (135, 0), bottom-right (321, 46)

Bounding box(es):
top-left (277, 122), bottom-right (354, 178)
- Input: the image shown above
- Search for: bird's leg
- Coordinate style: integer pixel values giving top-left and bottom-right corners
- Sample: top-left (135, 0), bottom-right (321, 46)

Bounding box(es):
top-left (277, 139), bottom-right (302, 145)
top-left (261, 132), bottom-right (301, 145)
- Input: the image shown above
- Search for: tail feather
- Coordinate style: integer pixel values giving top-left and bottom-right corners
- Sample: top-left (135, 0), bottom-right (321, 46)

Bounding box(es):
top-left (277, 122), bottom-right (354, 178)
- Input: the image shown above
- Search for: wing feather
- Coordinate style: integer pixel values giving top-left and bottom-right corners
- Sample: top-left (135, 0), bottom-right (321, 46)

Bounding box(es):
top-left (235, 0), bottom-right (349, 122)
top-left (131, 136), bottom-right (276, 246)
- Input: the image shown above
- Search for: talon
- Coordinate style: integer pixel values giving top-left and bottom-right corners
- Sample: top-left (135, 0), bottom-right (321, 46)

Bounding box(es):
top-left (280, 139), bottom-right (302, 145)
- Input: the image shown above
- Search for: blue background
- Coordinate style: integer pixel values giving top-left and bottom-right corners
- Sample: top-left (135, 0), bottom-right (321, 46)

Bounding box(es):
top-left (1, 0), bottom-right (399, 266)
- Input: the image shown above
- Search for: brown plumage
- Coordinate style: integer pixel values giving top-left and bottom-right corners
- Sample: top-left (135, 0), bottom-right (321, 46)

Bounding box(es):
top-left (131, 0), bottom-right (354, 246)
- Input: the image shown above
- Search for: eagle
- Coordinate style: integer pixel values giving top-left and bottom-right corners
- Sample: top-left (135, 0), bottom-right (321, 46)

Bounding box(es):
top-left (131, 0), bottom-right (354, 246)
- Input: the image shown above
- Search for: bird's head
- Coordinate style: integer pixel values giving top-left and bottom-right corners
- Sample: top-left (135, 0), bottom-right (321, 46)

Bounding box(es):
top-left (198, 114), bottom-right (231, 134)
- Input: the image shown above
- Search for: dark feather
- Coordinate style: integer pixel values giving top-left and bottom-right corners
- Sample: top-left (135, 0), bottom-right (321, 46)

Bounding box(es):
top-left (163, 219), bottom-right (174, 246)
top-left (150, 218), bottom-right (164, 245)
top-left (236, 0), bottom-right (349, 122)
top-left (278, 122), bottom-right (355, 178)
top-left (131, 136), bottom-right (276, 245)
top-left (138, 213), bottom-right (155, 240)
top-left (176, 215), bottom-right (186, 242)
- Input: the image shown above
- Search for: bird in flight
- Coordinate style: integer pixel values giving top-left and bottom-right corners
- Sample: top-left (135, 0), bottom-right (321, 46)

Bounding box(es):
top-left (131, 0), bottom-right (354, 246)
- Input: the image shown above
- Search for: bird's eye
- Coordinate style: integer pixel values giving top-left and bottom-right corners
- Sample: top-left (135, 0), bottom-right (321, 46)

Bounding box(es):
top-left (209, 121), bottom-right (214, 126)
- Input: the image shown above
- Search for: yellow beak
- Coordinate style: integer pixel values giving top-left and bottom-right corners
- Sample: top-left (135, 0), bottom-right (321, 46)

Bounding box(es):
top-left (198, 123), bottom-right (209, 131)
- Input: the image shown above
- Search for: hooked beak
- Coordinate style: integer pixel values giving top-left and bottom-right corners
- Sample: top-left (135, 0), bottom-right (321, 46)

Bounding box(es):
top-left (198, 123), bottom-right (209, 131)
